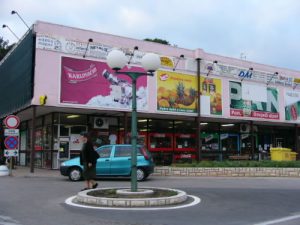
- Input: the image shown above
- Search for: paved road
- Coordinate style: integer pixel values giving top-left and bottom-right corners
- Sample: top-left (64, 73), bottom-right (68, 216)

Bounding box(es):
top-left (1, 167), bottom-right (300, 225)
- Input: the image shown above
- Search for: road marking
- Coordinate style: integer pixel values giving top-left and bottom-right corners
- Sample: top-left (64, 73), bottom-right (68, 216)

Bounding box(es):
top-left (65, 195), bottom-right (201, 210)
top-left (254, 214), bottom-right (300, 225)
top-left (0, 215), bottom-right (22, 225)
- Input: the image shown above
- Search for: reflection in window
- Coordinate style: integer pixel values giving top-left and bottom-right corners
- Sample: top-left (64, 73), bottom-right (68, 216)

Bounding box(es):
top-left (97, 146), bottom-right (112, 158)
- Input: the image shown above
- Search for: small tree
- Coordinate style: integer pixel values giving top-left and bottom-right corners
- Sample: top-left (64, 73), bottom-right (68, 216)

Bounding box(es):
top-left (0, 37), bottom-right (14, 61)
top-left (144, 38), bottom-right (170, 45)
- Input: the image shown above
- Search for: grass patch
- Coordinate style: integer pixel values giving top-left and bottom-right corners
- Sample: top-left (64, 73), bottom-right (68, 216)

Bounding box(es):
top-left (172, 160), bottom-right (300, 168)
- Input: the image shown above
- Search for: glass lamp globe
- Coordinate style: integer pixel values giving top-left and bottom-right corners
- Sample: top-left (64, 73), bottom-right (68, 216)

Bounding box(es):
top-left (106, 49), bottom-right (127, 70)
top-left (141, 53), bottom-right (160, 72)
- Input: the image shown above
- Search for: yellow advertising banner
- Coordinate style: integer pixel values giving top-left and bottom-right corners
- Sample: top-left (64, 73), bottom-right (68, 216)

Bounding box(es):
top-left (200, 76), bottom-right (222, 115)
top-left (157, 70), bottom-right (197, 113)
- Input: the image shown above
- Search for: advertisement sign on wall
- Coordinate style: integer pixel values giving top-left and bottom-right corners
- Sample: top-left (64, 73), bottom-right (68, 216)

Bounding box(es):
top-left (200, 76), bottom-right (223, 115)
top-left (61, 57), bottom-right (149, 110)
top-left (230, 81), bottom-right (279, 120)
top-left (157, 70), bottom-right (197, 113)
top-left (285, 90), bottom-right (300, 121)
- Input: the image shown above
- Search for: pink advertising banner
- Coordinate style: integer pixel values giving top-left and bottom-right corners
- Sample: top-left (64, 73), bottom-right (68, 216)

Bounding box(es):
top-left (60, 57), bottom-right (149, 110)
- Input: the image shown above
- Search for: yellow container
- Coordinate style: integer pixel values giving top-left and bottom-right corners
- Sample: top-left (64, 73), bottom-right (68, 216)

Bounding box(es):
top-left (270, 150), bottom-right (290, 161)
top-left (270, 147), bottom-right (297, 161)
top-left (290, 152), bottom-right (298, 161)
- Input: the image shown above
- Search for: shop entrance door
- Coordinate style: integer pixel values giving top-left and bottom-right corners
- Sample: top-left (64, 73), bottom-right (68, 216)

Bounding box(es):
top-left (58, 137), bottom-right (70, 167)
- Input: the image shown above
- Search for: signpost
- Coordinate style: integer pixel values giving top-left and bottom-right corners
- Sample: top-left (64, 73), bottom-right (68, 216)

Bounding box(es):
top-left (3, 115), bottom-right (20, 176)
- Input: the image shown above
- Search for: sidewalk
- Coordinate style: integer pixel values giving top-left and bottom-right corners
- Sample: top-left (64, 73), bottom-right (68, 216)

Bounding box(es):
top-left (6, 166), bottom-right (60, 178)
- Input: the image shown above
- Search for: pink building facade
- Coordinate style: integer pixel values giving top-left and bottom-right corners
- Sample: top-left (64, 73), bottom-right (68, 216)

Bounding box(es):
top-left (1, 21), bottom-right (300, 168)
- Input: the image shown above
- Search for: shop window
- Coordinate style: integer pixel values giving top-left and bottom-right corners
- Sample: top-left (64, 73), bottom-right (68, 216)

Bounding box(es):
top-left (201, 133), bottom-right (219, 151)
top-left (60, 125), bottom-right (69, 136)
top-left (220, 133), bottom-right (239, 152)
top-left (148, 119), bottom-right (173, 132)
top-left (44, 114), bottom-right (52, 125)
top-left (148, 133), bottom-right (173, 151)
top-left (175, 134), bottom-right (196, 151)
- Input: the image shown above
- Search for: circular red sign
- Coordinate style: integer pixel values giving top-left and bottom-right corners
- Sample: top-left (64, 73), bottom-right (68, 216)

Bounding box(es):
top-left (4, 115), bottom-right (20, 129)
top-left (4, 136), bottom-right (19, 149)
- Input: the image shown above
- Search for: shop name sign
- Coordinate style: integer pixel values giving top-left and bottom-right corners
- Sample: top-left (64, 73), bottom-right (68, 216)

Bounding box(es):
top-left (238, 70), bottom-right (252, 79)
top-left (201, 60), bottom-right (294, 88)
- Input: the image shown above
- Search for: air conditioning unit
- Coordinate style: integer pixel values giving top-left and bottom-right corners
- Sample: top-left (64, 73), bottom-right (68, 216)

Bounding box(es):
top-left (94, 117), bottom-right (109, 129)
top-left (240, 124), bottom-right (250, 133)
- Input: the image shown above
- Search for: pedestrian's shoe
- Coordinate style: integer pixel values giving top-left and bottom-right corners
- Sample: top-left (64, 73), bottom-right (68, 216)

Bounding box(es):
top-left (92, 183), bottom-right (98, 189)
top-left (80, 187), bottom-right (90, 191)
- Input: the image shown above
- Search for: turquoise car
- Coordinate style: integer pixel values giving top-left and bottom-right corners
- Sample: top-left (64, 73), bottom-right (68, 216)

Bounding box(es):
top-left (60, 144), bottom-right (154, 181)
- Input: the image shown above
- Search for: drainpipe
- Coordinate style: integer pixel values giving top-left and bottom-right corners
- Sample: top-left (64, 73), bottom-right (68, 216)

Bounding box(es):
top-left (251, 121), bottom-right (255, 159)
top-left (295, 124), bottom-right (299, 158)
top-left (196, 58), bottom-right (202, 161)
top-left (30, 106), bottom-right (36, 173)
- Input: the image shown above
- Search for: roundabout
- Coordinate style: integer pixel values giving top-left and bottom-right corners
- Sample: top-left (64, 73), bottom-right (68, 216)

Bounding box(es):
top-left (65, 187), bottom-right (201, 210)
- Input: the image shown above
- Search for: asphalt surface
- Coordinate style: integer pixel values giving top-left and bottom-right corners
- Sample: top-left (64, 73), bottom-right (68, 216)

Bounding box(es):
top-left (1, 167), bottom-right (300, 225)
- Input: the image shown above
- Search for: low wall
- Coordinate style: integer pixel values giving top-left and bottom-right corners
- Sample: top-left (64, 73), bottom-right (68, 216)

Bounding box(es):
top-left (154, 167), bottom-right (300, 177)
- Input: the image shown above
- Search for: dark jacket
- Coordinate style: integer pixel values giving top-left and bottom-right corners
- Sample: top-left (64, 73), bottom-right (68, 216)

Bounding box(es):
top-left (80, 141), bottom-right (99, 166)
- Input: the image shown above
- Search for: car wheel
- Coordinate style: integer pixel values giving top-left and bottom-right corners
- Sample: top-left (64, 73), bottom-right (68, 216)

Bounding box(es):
top-left (68, 167), bottom-right (82, 181)
top-left (137, 168), bottom-right (146, 181)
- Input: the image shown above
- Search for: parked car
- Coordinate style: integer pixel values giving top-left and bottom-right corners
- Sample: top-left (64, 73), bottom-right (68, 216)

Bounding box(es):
top-left (60, 144), bottom-right (154, 181)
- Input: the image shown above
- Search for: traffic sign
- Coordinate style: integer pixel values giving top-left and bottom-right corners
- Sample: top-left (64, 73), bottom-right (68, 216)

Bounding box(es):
top-left (4, 150), bottom-right (19, 157)
top-left (4, 129), bottom-right (19, 136)
top-left (4, 115), bottom-right (20, 129)
top-left (4, 136), bottom-right (19, 150)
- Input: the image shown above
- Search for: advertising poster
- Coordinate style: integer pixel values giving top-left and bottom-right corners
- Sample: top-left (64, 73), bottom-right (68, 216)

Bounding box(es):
top-left (200, 76), bottom-right (222, 115)
top-left (285, 90), bottom-right (300, 121)
top-left (157, 70), bottom-right (197, 113)
top-left (61, 56), bottom-right (149, 110)
top-left (230, 81), bottom-right (279, 120)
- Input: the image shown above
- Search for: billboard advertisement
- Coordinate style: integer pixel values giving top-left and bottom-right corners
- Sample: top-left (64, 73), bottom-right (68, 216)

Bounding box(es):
top-left (157, 70), bottom-right (197, 113)
top-left (60, 57), bottom-right (149, 110)
top-left (285, 90), bottom-right (300, 121)
top-left (200, 76), bottom-right (222, 115)
top-left (230, 81), bottom-right (279, 120)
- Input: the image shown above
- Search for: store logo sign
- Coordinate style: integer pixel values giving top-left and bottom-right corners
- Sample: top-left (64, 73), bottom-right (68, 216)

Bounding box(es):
top-left (238, 70), bottom-right (252, 79)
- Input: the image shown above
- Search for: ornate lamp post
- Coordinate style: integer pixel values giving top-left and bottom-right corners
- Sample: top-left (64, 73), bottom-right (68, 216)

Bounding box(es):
top-left (106, 49), bottom-right (160, 192)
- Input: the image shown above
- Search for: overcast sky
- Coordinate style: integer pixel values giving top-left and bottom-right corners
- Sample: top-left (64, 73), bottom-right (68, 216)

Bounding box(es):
top-left (1, 0), bottom-right (300, 71)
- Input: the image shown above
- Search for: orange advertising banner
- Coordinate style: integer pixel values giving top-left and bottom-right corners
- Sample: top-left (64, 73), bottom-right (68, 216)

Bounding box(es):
top-left (200, 76), bottom-right (223, 115)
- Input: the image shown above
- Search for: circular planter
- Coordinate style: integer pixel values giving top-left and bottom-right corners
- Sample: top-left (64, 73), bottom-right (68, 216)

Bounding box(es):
top-left (75, 187), bottom-right (187, 207)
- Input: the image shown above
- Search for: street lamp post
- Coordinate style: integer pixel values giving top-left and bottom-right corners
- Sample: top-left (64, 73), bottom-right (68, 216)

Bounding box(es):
top-left (106, 49), bottom-right (160, 192)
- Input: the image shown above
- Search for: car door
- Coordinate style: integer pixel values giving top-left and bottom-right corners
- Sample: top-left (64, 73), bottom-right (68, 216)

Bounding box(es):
top-left (96, 145), bottom-right (112, 175)
top-left (110, 145), bottom-right (132, 175)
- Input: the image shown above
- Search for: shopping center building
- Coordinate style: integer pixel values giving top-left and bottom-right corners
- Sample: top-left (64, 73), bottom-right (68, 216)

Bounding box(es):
top-left (1, 21), bottom-right (300, 169)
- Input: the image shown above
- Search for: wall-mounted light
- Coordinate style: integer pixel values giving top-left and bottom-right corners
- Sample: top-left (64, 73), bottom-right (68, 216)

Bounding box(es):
top-left (83, 38), bottom-right (93, 58)
top-left (221, 124), bottom-right (235, 127)
top-left (267, 72), bottom-right (278, 85)
top-left (66, 115), bottom-right (80, 119)
top-left (207, 60), bottom-right (218, 76)
top-left (172, 54), bottom-right (184, 71)
top-left (127, 46), bottom-right (139, 65)
top-left (11, 10), bottom-right (30, 29)
top-left (2, 24), bottom-right (19, 40)
top-left (241, 67), bottom-right (253, 82)
top-left (138, 119), bottom-right (147, 122)
top-left (200, 122), bottom-right (208, 125)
